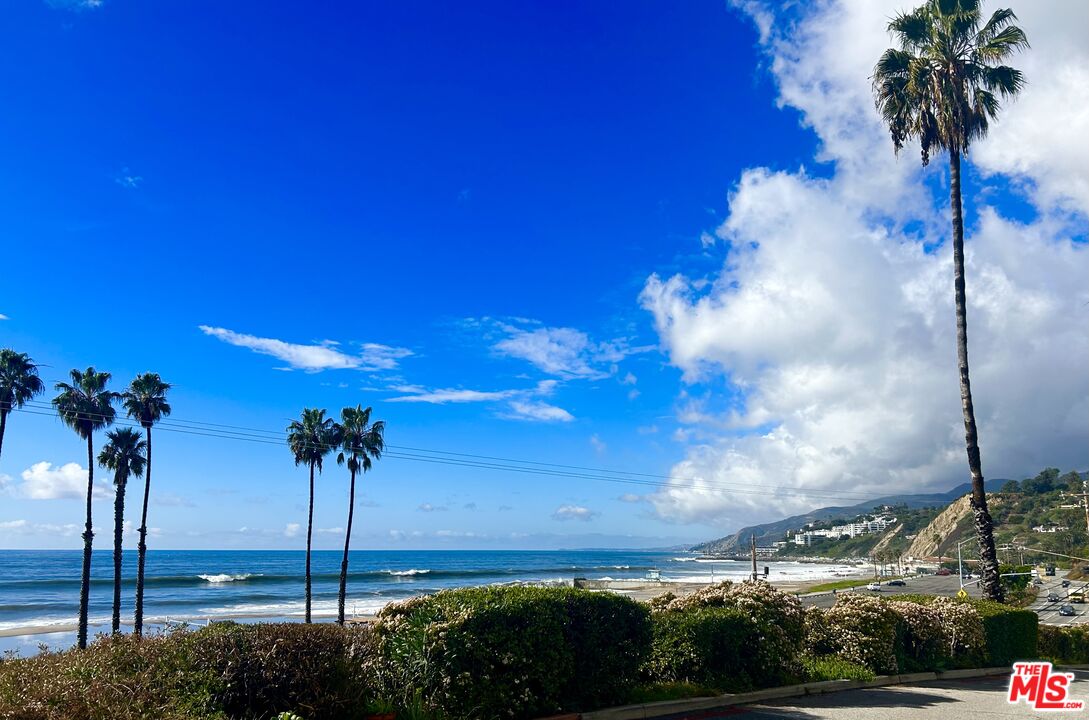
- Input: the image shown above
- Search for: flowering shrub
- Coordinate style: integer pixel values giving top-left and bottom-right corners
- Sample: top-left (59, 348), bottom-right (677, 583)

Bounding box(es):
top-left (373, 586), bottom-right (651, 718)
top-left (816, 594), bottom-right (899, 675)
top-left (659, 581), bottom-right (804, 685)
top-left (927, 597), bottom-right (987, 666)
top-left (889, 600), bottom-right (947, 670)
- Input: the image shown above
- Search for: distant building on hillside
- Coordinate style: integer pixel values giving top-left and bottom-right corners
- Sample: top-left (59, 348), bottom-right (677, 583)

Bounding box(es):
top-left (1032, 524), bottom-right (1069, 533)
top-left (791, 514), bottom-right (897, 545)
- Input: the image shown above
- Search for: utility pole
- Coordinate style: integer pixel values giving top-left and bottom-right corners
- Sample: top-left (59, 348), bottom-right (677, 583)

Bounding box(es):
top-left (750, 534), bottom-right (758, 582)
top-left (1058, 479), bottom-right (1089, 535)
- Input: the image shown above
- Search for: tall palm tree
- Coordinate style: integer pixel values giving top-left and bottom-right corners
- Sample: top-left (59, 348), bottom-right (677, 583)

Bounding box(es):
top-left (0, 349), bottom-right (45, 461)
top-left (122, 373), bottom-right (171, 637)
top-left (287, 408), bottom-right (338, 623)
top-left (98, 428), bottom-right (146, 635)
top-left (53, 367), bottom-right (119, 649)
top-left (873, 0), bottom-right (1027, 601)
top-left (335, 405), bottom-right (384, 624)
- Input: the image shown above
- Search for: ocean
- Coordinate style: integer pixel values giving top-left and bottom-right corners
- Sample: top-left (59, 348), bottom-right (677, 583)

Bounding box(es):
top-left (0, 549), bottom-right (863, 655)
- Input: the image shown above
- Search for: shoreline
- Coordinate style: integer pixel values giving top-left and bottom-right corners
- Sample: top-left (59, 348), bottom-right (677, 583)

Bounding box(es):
top-left (0, 574), bottom-right (859, 640)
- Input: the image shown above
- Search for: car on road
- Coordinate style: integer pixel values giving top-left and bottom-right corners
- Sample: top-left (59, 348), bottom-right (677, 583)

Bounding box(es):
top-left (1063, 580), bottom-right (1071, 588)
top-left (886, 579), bottom-right (905, 586)
top-left (935, 568), bottom-right (953, 576)
top-left (1060, 604), bottom-right (1077, 616)
top-left (866, 582), bottom-right (881, 591)
top-left (1049, 592), bottom-right (1061, 602)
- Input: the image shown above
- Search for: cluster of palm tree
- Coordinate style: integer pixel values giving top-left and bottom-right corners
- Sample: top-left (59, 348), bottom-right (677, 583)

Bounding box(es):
top-left (873, 0), bottom-right (1027, 601)
top-left (287, 405), bottom-right (385, 624)
top-left (0, 351), bottom-right (171, 649)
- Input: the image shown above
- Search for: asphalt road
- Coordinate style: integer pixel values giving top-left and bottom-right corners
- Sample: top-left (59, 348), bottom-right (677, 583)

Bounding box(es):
top-left (1025, 575), bottom-right (1089, 627)
top-left (801, 574), bottom-right (1089, 626)
top-left (800, 575), bottom-right (982, 610)
top-left (671, 672), bottom-right (1089, 719)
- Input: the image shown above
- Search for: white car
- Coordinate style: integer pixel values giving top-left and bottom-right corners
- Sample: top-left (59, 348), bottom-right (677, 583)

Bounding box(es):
top-left (866, 582), bottom-right (881, 591)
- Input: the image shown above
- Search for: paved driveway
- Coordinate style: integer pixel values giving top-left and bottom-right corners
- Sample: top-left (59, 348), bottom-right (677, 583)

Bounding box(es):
top-left (667, 672), bottom-right (1089, 719)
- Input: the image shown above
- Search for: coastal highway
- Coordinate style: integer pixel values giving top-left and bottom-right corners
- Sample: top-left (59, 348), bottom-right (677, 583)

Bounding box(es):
top-left (801, 573), bottom-right (1089, 626)
top-left (799, 575), bottom-right (982, 609)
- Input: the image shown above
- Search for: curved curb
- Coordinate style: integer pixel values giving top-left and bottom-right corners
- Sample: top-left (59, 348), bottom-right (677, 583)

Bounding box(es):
top-left (575, 667), bottom-right (1011, 720)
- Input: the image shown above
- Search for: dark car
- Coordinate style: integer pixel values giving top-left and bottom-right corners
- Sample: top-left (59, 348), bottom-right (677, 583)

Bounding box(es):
top-left (935, 568), bottom-right (953, 576)
top-left (1063, 580), bottom-right (1071, 588)
top-left (1060, 604), bottom-right (1076, 617)
top-left (886, 579), bottom-right (906, 586)
top-left (1049, 592), bottom-right (1061, 602)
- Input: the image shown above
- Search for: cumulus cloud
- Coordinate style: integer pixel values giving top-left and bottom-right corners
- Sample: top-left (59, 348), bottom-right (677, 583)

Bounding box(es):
top-left (199, 326), bottom-right (412, 372)
top-left (283, 522), bottom-right (300, 538)
top-left (553, 504), bottom-right (598, 522)
top-left (5, 462), bottom-right (112, 500)
top-left (640, 1), bottom-right (1089, 528)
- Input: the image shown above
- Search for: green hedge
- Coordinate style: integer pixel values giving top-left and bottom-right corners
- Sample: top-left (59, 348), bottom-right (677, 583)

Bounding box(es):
top-left (972, 600), bottom-right (1038, 665)
top-left (1039, 625), bottom-right (1089, 664)
top-left (643, 607), bottom-right (759, 691)
top-left (373, 586), bottom-right (651, 719)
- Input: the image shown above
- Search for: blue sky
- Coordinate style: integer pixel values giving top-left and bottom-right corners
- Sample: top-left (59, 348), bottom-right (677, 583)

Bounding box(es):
top-left (2, 1), bottom-right (1086, 550)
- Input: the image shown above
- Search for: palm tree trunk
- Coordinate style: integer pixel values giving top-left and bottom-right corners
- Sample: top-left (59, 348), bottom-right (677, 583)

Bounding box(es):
top-left (950, 150), bottom-right (1003, 603)
top-left (0, 409), bottom-right (7, 461)
top-left (338, 463), bottom-right (357, 625)
top-left (112, 475), bottom-right (126, 634)
top-left (78, 435), bottom-right (95, 650)
top-left (306, 460), bottom-right (315, 624)
top-left (134, 426), bottom-right (152, 636)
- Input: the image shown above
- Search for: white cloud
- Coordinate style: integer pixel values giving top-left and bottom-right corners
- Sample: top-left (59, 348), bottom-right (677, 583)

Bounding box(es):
top-left (490, 320), bottom-right (652, 380)
top-left (8, 462), bottom-right (112, 500)
top-left (590, 434), bottom-right (607, 455)
top-left (284, 522), bottom-right (300, 538)
top-left (417, 503), bottom-right (447, 512)
top-left (0, 314), bottom-right (8, 321)
top-left (46, 0), bottom-right (103, 11)
top-left (618, 493), bottom-right (644, 504)
top-left (553, 504), bottom-right (598, 522)
top-left (199, 325), bottom-right (412, 372)
top-left (388, 387), bottom-right (518, 404)
top-left (639, 1), bottom-right (1089, 528)
top-left (0, 520), bottom-right (27, 530)
top-left (506, 400), bottom-right (575, 423)
top-left (115, 169), bottom-right (143, 189)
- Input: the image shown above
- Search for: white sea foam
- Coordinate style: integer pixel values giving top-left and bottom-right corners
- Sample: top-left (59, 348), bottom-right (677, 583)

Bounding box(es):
top-left (198, 573), bottom-right (254, 583)
top-left (386, 569), bottom-right (430, 577)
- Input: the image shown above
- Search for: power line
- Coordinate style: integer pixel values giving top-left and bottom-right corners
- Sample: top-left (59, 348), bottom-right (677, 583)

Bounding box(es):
top-left (12, 402), bottom-right (883, 503)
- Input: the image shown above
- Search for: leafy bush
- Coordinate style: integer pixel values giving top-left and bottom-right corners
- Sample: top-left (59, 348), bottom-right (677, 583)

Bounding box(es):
top-left (0, 623), bottom-right (377, 720)
top-left (643, 607), bottom-right (759, 691)
top-left (801, 655), bottom-right (876, 682)
top-left (971, 600), bottom-right (1038, 665)
top-left (659, 581), bottom-right (804, 685)
top-left (0, 631), bottom-right (212, 720)
top-left (889, 601), bottom-right (948, 671)
top-left (373, 586), bottom-right (651, 719)
top-left (181, 622), bottom-right (375, 719)
top-left (1039, 625), bottom-right (1089, 664)
top-left (809, 594), bottom-right (899, 675)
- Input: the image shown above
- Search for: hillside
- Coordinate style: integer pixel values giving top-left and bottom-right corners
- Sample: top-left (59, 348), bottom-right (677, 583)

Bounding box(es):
top-left (692, 479), bottom-right (1006, 554)
top-left (693, 468), bottom-right (1088, 563)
